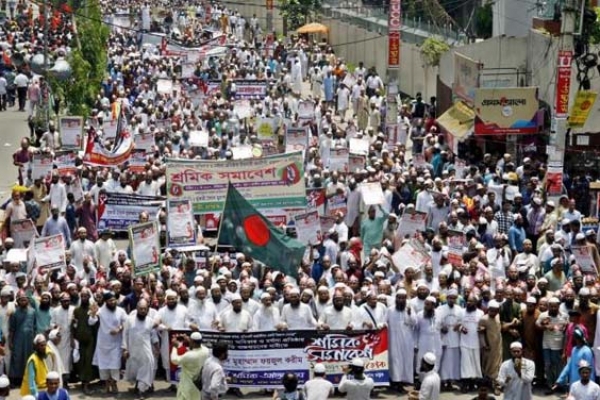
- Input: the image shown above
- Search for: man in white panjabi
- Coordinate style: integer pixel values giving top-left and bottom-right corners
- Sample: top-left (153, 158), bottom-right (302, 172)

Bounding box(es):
top-left (123, 299), bottom-right (157, 400)
top-left (415, 296), bottom-right (442, 379)
top-left (252, 293), bottom-right (280, 331)
top-left (49, 293), bottom-right (74, 385)
top-left (185, 287), bottom-right (220, 331)
top-left (460, 295), bottom-right (484, 391)
top-left (279, 288), bottom-right (317, 330)
top-left (219, 294), bottom-right (252, 332)
top-left (568, 360), bottom-right (600, 400)
top-left (497, 342), bottom-right (535, 400)
top-left (89, 291), bottom-right (127, 394)
top-left (436, 289), bottom-right (463, 390)
top-left (304, 363), bottom-right (334, 400)
top-left (318, 291), bottom-right (353, 330)
top-left (419, 352), bottom-right (441, 400)
top-left (0, 286), bottom-right (15, 374)
top-left (387, 289), bottom-right (416, 392)
top-left (358, 291), bottom-right (388, 329)
top-left (154, 289), bottom-right (188, 388)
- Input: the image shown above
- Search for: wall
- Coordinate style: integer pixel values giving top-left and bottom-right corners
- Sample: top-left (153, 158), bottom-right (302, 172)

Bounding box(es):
top-left (222, 0), bottom-right (437, 99)
top-left (493, 0), bottom-right (535, 38)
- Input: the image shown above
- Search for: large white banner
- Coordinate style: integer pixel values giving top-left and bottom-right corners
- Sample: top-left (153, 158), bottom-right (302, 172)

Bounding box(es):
top-left (33, 234), bottom-right (66, 273)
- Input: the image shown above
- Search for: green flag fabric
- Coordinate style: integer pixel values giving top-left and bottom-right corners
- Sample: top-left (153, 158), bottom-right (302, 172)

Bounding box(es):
top-left (218, 183), bottom-right (306, 277)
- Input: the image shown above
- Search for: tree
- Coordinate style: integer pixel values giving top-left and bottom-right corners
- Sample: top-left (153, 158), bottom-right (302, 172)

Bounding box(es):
top-left (474, 2), bottom-right (493, 39)
top-left (419, 37), bottom-right (450, 67)
top-left (278, 0), bottom-right (322, 32)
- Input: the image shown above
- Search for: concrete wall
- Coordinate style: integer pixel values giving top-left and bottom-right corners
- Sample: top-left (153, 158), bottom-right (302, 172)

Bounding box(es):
top-left (222, 0), bottom-right (437, 99)
top-left (493, 0), bottom-right (535, 38)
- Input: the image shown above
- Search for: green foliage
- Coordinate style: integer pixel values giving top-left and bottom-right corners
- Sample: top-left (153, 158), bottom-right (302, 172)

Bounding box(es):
top-left (589, 7), bottom-right (600, 44)
top-left (474, 2), bottom-right (493, 39)
top-left (278, 0), bottom-right (322, 31)
top-left (419, 37), bottom-right (450, 67)
top-left (49, 0), bottom-right (109, 117)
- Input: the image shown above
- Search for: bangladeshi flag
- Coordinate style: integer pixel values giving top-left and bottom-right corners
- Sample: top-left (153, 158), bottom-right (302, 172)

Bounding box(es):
top-left (218, 183), bottom-right (306, 278)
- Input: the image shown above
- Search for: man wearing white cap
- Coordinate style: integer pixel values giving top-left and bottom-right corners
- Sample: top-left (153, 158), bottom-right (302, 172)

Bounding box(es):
top-left (218, 293), bottom-right (252, 332)
top-left (279, 288), bottom-right (317, 330)
top-left (339, 358), bottom-right (374, 400)
top-left (50, 292), bottom-right (74, 386)
top-left (536, 296), bottom-right (567, 393)
top-left (185, 287), bottom-right (220, 331)
top-left (568, 360), bottom-right (600, 400)
top-left (459, 295), bottom-right (484, 391)
top-left (497, 342), bottom-right (535, 400)
top-left (318, 291), bottom-right (354, 330)
top-left (479, 300), bottom-right (502, 390)
top-left (170, 331), bottom-right (209, 400)
top-left (358, 290), bottom-right (387, 329)
top-left (387, 289), bottom-right (416, 392)
top-left (252, 293), bottom-right (280, 331)
top-left (418, 352), bottom-right (440, 400)
top-left (415, 296), bottom-right (441, 380)
top-left (36, 371), bottom-right (70, 400)
top-left (123, 300), bottom-right (157, 400)
top-left (436, 289), bottom-right (462, 389)
top-left (0, 374), bottom-right (9, 400)
top-left (304, 363), bottom-right (333, 400)
top-left (0, 286), bottom-right (14, 375)
top-left (46, 330), bottom-right (66, 385)
top-left (154, 289), bottom-right (188, 389)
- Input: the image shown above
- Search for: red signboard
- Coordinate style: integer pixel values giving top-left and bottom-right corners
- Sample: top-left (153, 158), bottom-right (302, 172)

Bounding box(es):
top-left (388, 0), bottom-right (401, 32)
top-left (555, 50), bottom-right (573, 118)
top-left (388, 32), bottom-right (400, 68)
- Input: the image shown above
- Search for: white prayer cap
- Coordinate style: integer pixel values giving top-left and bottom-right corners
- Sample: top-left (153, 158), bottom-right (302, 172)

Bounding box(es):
top-left (447, 288), bottom-right (458, 297)
top-left (231, 293), bottom-right (242, 302)
top-left (396, 289), bottom-right (407, 296)
top-left (317, 286), bottom-right (329, 293)
top-left (423, 352), bottom-right (436, 366)
top-left (210, 284), bottom-right (220, 291)
top-left (579, 360), bottom-right (592, 370)
top-left (314, 363), bottom-right (326, 374)
top-left (510, 342), bottom-right (523, 350)
top-left (33, 334), bottom-right (46, 344)
top-left (351, 358), bottom-right (365, 367)
top-left (425, 296), bottom-right (436, 303)
top-left (487, 300), bottom-right (500, 309)
top-left (46, 371), bottom-right (61, 380)
top-left (526, 297), bottom-right (537, 304)
top-left (580, 288), bottom-right (591, 296)
top-left (190, 332), bottom-right (202, 341)
top-left (374, 271), bottom-right (385, 278)
top-left (260, 293), bottom-right (271, 300)
top-left (0, 375), bottom-right (9, 388)
top-left (215, 275), bottom-right (227, 282)
top-left (22, 396), bottom-right (36, 400)
top-left (289, 287), bottom-right (300, 295)
top-left (549, 297), bottom-right (561, 304)
top-left (48, 329), bottom-right (60, 340)
top-left (165, 289), bottom-right (178, 298)
top-left (417, 282), bottom-right (429, 289)
top-left (0, 287), bottom-right (11, 297)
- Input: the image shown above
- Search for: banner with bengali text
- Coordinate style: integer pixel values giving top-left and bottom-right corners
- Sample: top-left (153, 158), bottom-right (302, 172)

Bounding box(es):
top-left (97, 192), bottom-right (163, 232)
top-left (166, 152), bottom-right (306, 214)
top-left (169, 329), bottom-right (389, 388)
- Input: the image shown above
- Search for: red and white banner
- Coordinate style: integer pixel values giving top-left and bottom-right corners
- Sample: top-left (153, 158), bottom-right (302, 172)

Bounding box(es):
top-left (555, 50), bottom-right (573, 118)
top-left (83, 126), bottom-right (134, 167)
top-left (388, 0), bottom-right (401, 69)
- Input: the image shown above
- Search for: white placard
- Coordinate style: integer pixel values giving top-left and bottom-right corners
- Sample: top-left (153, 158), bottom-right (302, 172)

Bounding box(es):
top-left (294, 210), bottom-right (321, 245)
top-left (361, 182), bottom-right (385, 205)
top-left (134, 133), bottom-right (155, 151)
top-left (397, 211), bottom-right (428, 238)
top-left (32, 153), bottom-right (53, 181)
top-left (33, 234), bottom-right (66, 273)
top-left (59, 116), bottom-right (84, 148)
top-left (349, 138), bottom-right (370, 155)
top-left (328, 147), bottom-right (349, 171)
top-left (157, 79), bottom-right (174, 94)
top-left (188, 130), bottom-right (209, 147)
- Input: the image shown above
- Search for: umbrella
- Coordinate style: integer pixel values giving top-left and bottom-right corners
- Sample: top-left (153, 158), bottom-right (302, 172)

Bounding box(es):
top-left (296, 22), bottom-right (329, 34)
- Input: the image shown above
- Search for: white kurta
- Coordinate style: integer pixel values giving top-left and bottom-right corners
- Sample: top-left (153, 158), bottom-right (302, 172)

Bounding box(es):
top-left (155, 304), bottom-right (188, 375)
top-left (436, 304), bottom-right (463, 381)
top-left (252, 305), bottom-right (280, 331)
top-left (90, 305), bottom-right (127, 370)
top-left (569, 380), bottom-right (600, 400)
top-left (358, 303), bottom-right (388, 328)
top-left (0, 302), bottom-right (15, 374)
top-left (415, 312), bottom-right (443, 373)
top-left (419, 370), bottom-right (440, 400)
top-left (219, 309), bottom-right (253, 332)
top-left (387, 306), bottom-right (416, 383)
top-left (497, 358), bottom-right (535, 400)
top-left (185, 300), bottom-right (219, 331)
top-left (123, 314), bottom-right (157, 390)
top-left (460, 309), bottom-right (483, 379)
top-left (280, 303), bottom-right (317, 329)
top-left (50, 305), bottom-right (75, 372)
top-left (318, 306), bottom-right (354, 330)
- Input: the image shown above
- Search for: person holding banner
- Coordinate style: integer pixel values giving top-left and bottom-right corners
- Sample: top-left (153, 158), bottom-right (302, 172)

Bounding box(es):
top-left (338, 358), bottom-right (373, 400)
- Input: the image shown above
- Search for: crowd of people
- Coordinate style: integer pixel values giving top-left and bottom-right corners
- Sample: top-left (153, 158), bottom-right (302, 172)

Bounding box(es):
top-left (0, 0), bottom-right (600, 399)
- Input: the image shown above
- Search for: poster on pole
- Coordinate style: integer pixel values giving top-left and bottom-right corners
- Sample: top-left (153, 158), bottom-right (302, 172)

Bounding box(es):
top-left (294, 210), bottom-right (321, 245)
top-left (396, 211), bottom-right (427, 238)
top-left (11, 219), bottom-right (37, 248)
top-left (447, 230), bottom-right (466, 267)
top-left (328, 148), bottom-right (349, 172)
top-left (32, 153), bottom-right (53, 181)
top-left (32, 234), bottom-right (66, 273)
top-left (167, 199), bottom-right (196, 247)
top-left (59, 116), bottom-right (84, 148)
top-left (129, 221), bottom-right (161, 277)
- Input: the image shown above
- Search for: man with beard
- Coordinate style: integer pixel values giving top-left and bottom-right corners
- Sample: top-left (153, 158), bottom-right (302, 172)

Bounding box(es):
top-left (35, 292), bottom-right (52, 335)
top-left (536, 297), bottom-right (567, 394)
top-left (386, 289), bottom-right (416, 393)
top-left (69, 228), bottom-right (95, 271)
top-left (207, 284), bottom-right (230, 313)
top-left (89, 291), bottom-right (127, 394)
top-left (318, 292), bottom-right (353, 330)
top-left (50, 293), bottom-right (74, 387)
top-left (154, 289), bottom-right (187, 390)
top-left (252, 293), bottom-right (280, 331)
top-left (185, 287), bottom-right (220, 331)
top-left (9, 291), bottom-right (36, 386)
top-left (41, 206), bottom-right (71, 248)
top-left (578, 288), bottom-right (598, 341)
top-left (437, 289), bottom-right (462, 390)
top-left (498, 342), bottom-right (535, 399)
top-left (418, 352), bottom-right (440, 400)
top-left (171, 332), bottom-right (210, 400)
top-left (499, 287), bottom-right (522, 360)
top-left (123, 300), bottom-right (157, 400)
top-left (510, 238), bottom-right (539, 279)
top-left (240, 285), bottom-right (259, 315)
top-left (358, 291), bottom-right (387, 329)
top-left (20, 335), bottom-right (60, 396)
top-left (279, 288), bottom-right (317, 330)
top-left (415, 296), bottom-right (442, 384)
top-left (521, 297), bottom-right (543, 385)
top-left (219, 294), bottom-right (252, 332)
top-left (478, 300), bottom-right (502, 393)
top-left (409, 283), bottom-right (430, 314)
top-left (179, 285), bottom-right (191, 307)
top-left (0, 286), bottom-right (14, 375)
top-left (460, 295), bottom-right (484, 392)
top-left (568, 360), bottom-right (600, 399)
top-left (71, 288), bottom-right (96, 394)
top-left (339, 358), bottom-right (374, 400)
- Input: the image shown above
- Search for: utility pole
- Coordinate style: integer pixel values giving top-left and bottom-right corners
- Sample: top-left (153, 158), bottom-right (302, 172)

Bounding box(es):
top-left (548, 0), bottom-right (576, 202)
top-left (266, 0), bottom-right (273, 34)
top-left (386, 0), bottom-right (401, 145)
top-left (43, 0), bottom-right (50, 129)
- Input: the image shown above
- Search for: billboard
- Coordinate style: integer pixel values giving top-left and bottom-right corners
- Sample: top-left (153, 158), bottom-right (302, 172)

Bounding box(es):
top-left (474, 87), bottom-right (539, 135)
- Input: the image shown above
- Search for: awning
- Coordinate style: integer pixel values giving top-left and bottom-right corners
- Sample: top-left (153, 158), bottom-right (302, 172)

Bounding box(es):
top-left (436, 101), bottom-right (475, 141)
top-left (296, 23), bottom-right (329, 34)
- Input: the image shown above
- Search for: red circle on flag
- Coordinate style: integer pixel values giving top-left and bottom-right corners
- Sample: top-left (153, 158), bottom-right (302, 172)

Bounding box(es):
top-left (243, 215), bottom-right (270, 246)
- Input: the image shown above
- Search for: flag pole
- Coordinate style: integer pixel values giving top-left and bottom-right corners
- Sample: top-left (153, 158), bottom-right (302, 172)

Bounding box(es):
top-left (211, 182), bottom-right (230, 275)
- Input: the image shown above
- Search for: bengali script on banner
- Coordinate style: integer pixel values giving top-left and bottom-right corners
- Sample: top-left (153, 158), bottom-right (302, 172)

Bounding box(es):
top-left (169, 329), bottom-right (389, 388)
top-left (166, 152), bottom-right (307, 213)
